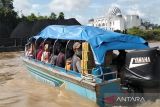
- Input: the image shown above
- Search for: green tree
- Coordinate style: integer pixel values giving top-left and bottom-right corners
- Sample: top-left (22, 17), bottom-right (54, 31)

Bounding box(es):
top-left (57, 12), bottom-right (64, 20)
top-left (0, 8), bottom-right (18, 26)
top-left (37, 15), bottom-right (46, 20)
top-left (127, 27), bottom-right (160, 40)
top-left (1, 0), bottom-right (13, 9)
top-left (127, 27), bottom-right (145, 37)
top-left (152, 29), bottom-right (160, 41)
top-left (144, 30), bottom-right (154, 40)
top-left (49, 12), bottom-right (57, 20)
top-left (0, 7), bottom-right (19, 38)
top-left (27, 13), bottom-right (37, 21)
top-left (20, 14), bottom-right (28, 21)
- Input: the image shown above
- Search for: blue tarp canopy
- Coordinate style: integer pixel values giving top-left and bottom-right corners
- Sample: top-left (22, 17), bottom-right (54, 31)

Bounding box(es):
top-left (33, 25), bottom-right (148, 65)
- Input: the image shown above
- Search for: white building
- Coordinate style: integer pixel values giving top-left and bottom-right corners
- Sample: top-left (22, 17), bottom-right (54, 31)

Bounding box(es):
top-left (88, 7), bottom-right (142, 31)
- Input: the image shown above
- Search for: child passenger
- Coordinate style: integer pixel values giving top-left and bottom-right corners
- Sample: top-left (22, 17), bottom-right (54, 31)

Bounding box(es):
top-left (41, 44), bottom-right (50, 63)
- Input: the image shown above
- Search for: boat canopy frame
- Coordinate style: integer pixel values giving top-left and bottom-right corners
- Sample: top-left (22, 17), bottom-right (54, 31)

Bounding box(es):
top-left (30, 25), bottom-right (149, 65)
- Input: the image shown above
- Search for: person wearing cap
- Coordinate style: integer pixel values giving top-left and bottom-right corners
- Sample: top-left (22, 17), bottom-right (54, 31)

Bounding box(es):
top-left (72, 42), bottom-right (82, 73)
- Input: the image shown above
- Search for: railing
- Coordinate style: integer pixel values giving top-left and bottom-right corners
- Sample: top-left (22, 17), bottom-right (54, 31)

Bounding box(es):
top-left (0, 38), bottom-right (28, 47)
top-left (81, 67), bottom-right (118, 83)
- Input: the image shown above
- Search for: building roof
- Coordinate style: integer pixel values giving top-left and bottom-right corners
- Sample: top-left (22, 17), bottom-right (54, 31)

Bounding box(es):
top-left (10, 18), bottom-right (81, 38)
top-left (108, 7), bottom-right (122, 17)
top-left (10, 21), bottom-right (34, 38)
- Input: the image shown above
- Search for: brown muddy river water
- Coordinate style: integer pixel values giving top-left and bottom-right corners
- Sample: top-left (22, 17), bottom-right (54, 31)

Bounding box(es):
top-left (0, 52), bottom-right (97, 107)
top-left (0, 51), bottom-right (160, 107)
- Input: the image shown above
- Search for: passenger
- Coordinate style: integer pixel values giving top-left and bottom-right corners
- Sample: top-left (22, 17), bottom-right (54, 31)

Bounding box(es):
top-left (65, 58), bottom-right (72, 70)
top-left (26, 43), bottom-right (35, 58)
top-left (41, 44), bottom-right (50, 63)
top-left (25, 43), bottom-right (30, 56)
top-left (50, 49), bottom-right (59, 65)
top-left (36, 42), bottom-right (44, 61)
top-left (50, 42), bottom-right (62, 65)
top-left (48, 46), bottom-right (53, 62)
top-left (55, 46), bottom-right (65, 68)
top-left (116, 50), bottom-right (126, 71)
top-left (112, 50), bottom-right (127, 77)
top-left (72, 42), bottom-right (82, 73)
top-left (65, 49), bottom-right (74, 70)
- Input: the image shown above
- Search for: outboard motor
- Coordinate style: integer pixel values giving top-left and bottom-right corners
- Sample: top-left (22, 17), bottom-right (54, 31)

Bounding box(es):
top-left (122, 47), bottom-right (160, 92)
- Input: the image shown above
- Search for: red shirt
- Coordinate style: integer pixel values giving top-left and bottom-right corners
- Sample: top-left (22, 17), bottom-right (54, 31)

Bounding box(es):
top-left (37, 49), bottom-right (43, 60)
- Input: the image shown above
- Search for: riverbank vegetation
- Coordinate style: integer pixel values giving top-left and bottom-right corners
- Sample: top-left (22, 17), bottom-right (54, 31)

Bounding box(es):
top-left (0, 0), bottom-right (65, 38)
top-left (127, 27), bottom-right (160, 41)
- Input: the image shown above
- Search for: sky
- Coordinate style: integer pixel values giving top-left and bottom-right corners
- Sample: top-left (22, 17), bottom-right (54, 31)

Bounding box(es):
top-left (13, 0), bottom-right (160, 25)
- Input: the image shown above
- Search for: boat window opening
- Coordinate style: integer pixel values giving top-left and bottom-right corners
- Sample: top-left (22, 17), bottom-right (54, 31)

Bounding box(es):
top-left (39, 38), bottom-right (52, 63)
top-left (50, 40), bottom-right (67, 68)
top-left (101, 50), bottom-right (118, 80)
top-left (35, 37), bottom-right (44, 60)
top-left (50, 39), bottom-right (59, 65)
top-left (26, 39), bottom-right (96, 76)
top-left (63, 40), bottom-right (84, 74)
top-left (47, 39), bottom-right (56, 62)
top-left (65, 40), bottom-right (72, 71)
top-left (48, 39), bottom-right (82, 73)
top-left (114, 50), bottom-right (127, 78)
top-left (66, 41), bottom-right (75, 59)
top-left (104, 50), bottom-right (127, 79)
top-left (65, 40), bottom-right (81, 72)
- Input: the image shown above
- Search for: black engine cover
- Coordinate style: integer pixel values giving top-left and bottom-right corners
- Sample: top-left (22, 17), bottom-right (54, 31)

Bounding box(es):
top-left (123, 47), bottom-right (160, 88)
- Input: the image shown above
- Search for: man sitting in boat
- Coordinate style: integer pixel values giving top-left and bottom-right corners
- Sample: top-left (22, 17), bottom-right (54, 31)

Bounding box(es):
top-left (49, 41), bottom-right (61, 65)
top-left (55, 45), bottom-right (65, 68)
top-left (41, 44), bottom-right (50, 63)
top-left (72, 42), bottom-right (82, 73)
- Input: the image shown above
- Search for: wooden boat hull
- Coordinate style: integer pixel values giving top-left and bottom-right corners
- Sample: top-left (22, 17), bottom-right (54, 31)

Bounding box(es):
top-left (22, 57), bottom-right (122, 107)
